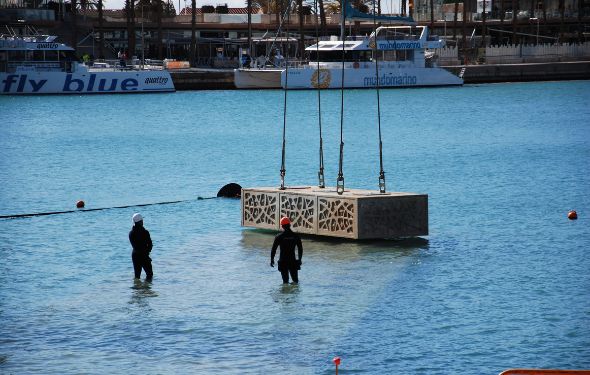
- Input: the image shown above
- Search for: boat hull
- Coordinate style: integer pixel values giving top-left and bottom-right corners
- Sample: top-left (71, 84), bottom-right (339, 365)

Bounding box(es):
top-left (0, 70), bottom-right (175, 94)
top-left (282, 66), bottom-right (463, 89)
top-left (233, 68), bottom-right (282, 89)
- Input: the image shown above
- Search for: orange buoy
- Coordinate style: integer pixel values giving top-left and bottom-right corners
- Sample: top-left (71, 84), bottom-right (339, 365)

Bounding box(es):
top-left (567, 210), bottom-right (578, 220)
top-left (76, 200), bottom-right (85, 209)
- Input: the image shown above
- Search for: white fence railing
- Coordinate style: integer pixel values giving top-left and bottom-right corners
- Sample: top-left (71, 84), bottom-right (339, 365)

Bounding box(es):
top-left (434, 42), bottom-right (590, 65)
top-left (484, 42), bottom-right (590, 63)
top-left (436, 46), bottom-right (461, 65)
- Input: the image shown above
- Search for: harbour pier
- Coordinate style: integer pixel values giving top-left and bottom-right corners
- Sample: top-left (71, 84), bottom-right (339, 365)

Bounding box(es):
top-left (169, 61), bottom-right (590, 90)
top-left (446, 61), bottom-right (590, 83)
top-left (170, 68), bottom-right (234, 90)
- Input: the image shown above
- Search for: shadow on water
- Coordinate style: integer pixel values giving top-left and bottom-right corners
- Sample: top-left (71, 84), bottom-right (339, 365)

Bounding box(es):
top-left (129, 279), bottom-right (158, 307)
top-left (240, 228), bottom-right (429, 257)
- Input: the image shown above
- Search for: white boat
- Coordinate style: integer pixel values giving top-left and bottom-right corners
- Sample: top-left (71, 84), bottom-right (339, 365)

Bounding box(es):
top-left (233, 36), bottom-right (299, 89)
top-left (0, 32), bottom-right (175, 95)
top-left (234, 66), bottom-right (283, 89)
top-left (282, 25), bottom-right (463, 89)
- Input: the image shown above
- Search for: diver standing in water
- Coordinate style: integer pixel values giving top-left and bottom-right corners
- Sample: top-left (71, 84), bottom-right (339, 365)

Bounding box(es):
top-left (129, 213), bottom-right (153, 281)
top-left (270, 217), bottom-right (303, 284)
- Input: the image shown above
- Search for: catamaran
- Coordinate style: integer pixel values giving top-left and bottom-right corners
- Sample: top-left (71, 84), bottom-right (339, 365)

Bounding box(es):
top-left (282, 25), bottom-right (463, 89)
top-left (0, 29), bottom-right (175, 95)
top-left (234, 0), bottom-right (462, 90)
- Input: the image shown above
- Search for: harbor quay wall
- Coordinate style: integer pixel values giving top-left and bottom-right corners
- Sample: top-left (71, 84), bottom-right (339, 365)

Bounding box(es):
top-left (444, 61), bottom-right (590, 83)
top-left (170, 69), bottom-right (234, 90)
top-left (169, 62), bottom-right (590, 90)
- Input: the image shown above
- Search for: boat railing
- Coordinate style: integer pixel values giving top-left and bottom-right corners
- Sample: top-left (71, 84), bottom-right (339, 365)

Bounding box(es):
top-left (7, 61), bottom-right (64, 73)
top-left (375, 34), bottom-right (420, 41)
top-left (241, 59), bottom-right (307, 69)
top-left (310, 60), bottom-right (412, 70)
top-left (94, 59), bottom-right (165, 71)
top-left (344, 35), bottom-right (368, 41)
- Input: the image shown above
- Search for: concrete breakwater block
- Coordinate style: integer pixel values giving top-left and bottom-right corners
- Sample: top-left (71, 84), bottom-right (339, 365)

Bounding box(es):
top-left (241, 187), bottom-right (428, 239)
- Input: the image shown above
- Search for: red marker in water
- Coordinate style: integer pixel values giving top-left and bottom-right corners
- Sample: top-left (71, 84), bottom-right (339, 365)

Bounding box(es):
top-left (333, 356), bottom-right (341, 374)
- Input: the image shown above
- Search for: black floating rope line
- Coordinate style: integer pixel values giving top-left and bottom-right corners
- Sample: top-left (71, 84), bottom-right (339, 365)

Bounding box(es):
top-left (314, 0), bottom-right (325, 189)
top-left (280, 0), bottom-right (292, 190)
top-left (336, 0), bottom-right (346, 196)
top-left (0, 199), bottom-right (197, 220)
top-left (372, 0), bottom-right (386, 193)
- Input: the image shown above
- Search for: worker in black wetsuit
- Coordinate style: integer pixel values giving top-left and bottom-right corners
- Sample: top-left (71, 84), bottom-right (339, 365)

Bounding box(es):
top-left (270, 217), bottom-right (303, 284)
top-left (129, 213), bottom-right (153, 281)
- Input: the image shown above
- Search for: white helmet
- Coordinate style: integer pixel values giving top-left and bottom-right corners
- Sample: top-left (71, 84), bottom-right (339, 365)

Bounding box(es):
top-left (132, 213), bottom-right (143, 223)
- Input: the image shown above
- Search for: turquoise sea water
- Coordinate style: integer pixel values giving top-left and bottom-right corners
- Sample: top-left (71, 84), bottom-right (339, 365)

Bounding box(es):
top-left (1, 81), bottom-right (589, 374)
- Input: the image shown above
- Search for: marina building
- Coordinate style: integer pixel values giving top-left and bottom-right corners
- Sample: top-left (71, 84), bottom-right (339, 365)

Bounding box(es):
top-left (1, 0), bottom-right (588, 63)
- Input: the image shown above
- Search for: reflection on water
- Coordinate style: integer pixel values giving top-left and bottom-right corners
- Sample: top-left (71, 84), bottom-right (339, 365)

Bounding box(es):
top-left (270, 283), bottom-right (301, 306)
top-left (129, 279), bottom-right (158, 308)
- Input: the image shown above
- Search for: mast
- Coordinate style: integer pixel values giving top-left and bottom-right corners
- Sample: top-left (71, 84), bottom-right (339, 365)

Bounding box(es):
top-left (247, 0), bottom-right (252, 57)
top-left (340, 0), bottom-right (346, 41)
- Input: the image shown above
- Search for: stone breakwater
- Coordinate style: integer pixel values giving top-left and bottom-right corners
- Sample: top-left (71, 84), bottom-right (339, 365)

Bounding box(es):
top-left (170, 61), bottom-right (590, 90)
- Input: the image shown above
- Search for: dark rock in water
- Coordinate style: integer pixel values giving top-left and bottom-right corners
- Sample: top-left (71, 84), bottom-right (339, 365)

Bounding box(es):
top-left (217, 183), bottom-right (242, 198)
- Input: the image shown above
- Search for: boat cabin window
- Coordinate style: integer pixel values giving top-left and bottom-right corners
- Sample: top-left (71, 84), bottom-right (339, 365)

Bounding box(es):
top-left (7, 50), bottom-right (26, 62)
top-left (380, 49), bottom-right (414, 61)
top-left (377, 27), bottom-right (421, 41)
top-left (32, 50), bottom-right (44, 61)
top-left (61, 50), bottom-right (78, 61)
top-left (309, 50), bottom-right (372, 62)
top-left (0, 51), bottom-right (6, 72)
top-left (45, 50), bottom-right (60, 61)
top-left (5, 49), bottom-right (76, 62)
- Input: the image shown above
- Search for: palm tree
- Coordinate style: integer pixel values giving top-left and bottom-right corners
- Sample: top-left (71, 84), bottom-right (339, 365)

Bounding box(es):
top-left (430, 0), bottom-right (434, 29)
top-left (190, 0), bottom-right (196, 66)
top-left (511, 0), bottom-right (516, 43)
top-left (481, 0), bottom-right (486, 47)
top-left (298, 0), bottom-right (305, 59)
top-left (71, 0), bottom-right (78, 54)
top-left (462, 0), bottom-right (467, 58)
top-left (453, 0), bottom-right (458, 40)
top-left (76, 0), bottom-right (98, 23)
top-left (323, 0), bottom-right (340, 14)
top-left (155, 0), bottom-right (163, 59)
top-left (125, 0), bottom-right (136, 58)
top-left (98, 0), bottom-right (105, 59)
top-left (135, 0), bottom-right (166, 58)
top-left (558, 0), bottom-right (564, 34)
top-left (306, 0), bottom-right (327, 35)
top-left (317, 0), bottom-right (327, 36)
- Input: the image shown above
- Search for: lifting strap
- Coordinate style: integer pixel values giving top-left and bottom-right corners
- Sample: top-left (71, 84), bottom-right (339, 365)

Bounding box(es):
top-left (314, 0), bottom-right (325, 189)
top-left (372, 0), bottom-right (386, 193)
top-left (336, 1), bottom-right (346, 195)
top-left (280, 2), bottom-right (291, 190)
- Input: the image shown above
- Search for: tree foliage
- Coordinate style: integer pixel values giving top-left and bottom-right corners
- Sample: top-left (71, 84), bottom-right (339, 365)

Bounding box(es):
top-left (135, 0), bottom-right (176, 19)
